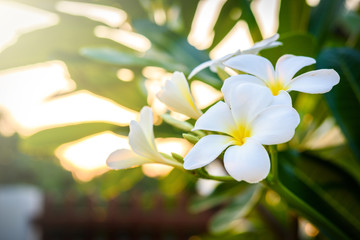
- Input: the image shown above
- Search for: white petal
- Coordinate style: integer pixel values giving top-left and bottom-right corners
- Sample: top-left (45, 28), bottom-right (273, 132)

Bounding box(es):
top-left (223, 140), bottom-right (270, 183)
top-left (230, 83), bottom-right (273, 125)
top-left (222, 75), bottom-right (266, 105)
top-left (272, 90), bottom-right (292, 106)
top-left (209, 51), bottom-right (241, 72)
top-left (106, 149), bottom-right (151, 169)
top-left (183, 135), bottom-right (233, 170)
top-left (224, 54), bottom-right (275, 82)
top-left (251, 105), bottom-right (300, 145)
top-left (139, 106), bottom-right (155, 145)
top-left (193, 101), bottom-right (237, 135)
top-left (244, 33), bottom-right (281, 54)
top-left (275, 55), bottom-right (315, 84)
top-left (157, 71), bottom-right (202, 119)
top-left (129, 120), bottom-right (160, 160)
top-left (189, 60), bottom-right (214, 79)
top-left (288, 69), bottom-right (340, 94)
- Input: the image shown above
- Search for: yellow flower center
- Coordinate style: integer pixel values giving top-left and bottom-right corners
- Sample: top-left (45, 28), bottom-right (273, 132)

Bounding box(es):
top-left (231, 124), bottom-right (252, 146)
top-left (267, 80), bottom-right (289, 96)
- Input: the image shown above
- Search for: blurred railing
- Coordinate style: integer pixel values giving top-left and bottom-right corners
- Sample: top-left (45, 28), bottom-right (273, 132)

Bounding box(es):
top-left (33, 192), bottom-right (214, 240)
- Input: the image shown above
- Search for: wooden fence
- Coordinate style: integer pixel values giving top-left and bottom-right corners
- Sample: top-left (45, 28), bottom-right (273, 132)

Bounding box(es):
top-left (32, 191), bottom-right (215, 240)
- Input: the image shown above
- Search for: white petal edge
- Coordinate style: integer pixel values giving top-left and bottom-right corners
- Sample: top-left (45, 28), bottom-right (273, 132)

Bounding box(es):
top-left (224, 54), bottom-right (275, 82)
top-left (230, 83), bottom-right (274, 125)
top-left (157, 72), bottom-right (202, 119)
top-left (129, 120), bottom-right (160, 160)
top-left (106, 149), bottom-right (152, 169)
top-left (244, 33), bottom-right (281, 54)
top-left (272, 90), bottom-right (292, 106)
top-left (223, 139), bottom-right (270, 183)
top-left (275, 55), bottom-right (316, 84)
top-left (250, 105), bottom-right (300, 145)
top-left (222, 75), bottom-right (266, 105)
top-left (183, 135), bottom-right (233, 170)
top-left (189, 60), bottom-right (214, 79)
top-left (139, 106), bottom-right (155, 146)
top-left (193, 101), bottom-right (237, 135)
top-left (288, 69), bottom-right (340, 94)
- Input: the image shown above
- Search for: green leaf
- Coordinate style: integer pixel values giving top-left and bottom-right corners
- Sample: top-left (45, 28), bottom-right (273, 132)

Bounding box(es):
top-left (305, 145), bottom-right (360, 184)
top-left (161, 114), bottom-right (194, 131)
top-left (158, 168), bottom-right (194, 196)
top-left (317, 47), bottom-right (360, 161)
top-left (210, 185), bottom-right (262, 233)
top-left (309, 0), bottom-right (345, 49)
top-left (271, 150), bottom-right (360, 239)
top-left (237, 0), bottom-right (262, 42)
top-left (81, 47), bottom-right (186, 71)
top-left (278, 0), bottom-right (311, 34)
top-left (131, 20), bottom-right (222, 88)
top-left (91, 167), bottom-right (144, 199)
top-left (210, 0), bottom-right (261, 49)
top-left (19, 123), bottom-right (127, 154)
top-left (178, 0), bottom-right (200, 34)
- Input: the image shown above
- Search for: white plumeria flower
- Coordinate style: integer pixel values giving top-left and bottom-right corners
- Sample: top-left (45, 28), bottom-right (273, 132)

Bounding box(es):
top-left (188, 34), bottom-right (282, 79)
top-left (106, 107), bottom-right (182, 170)
top-left (156, 71), bottom-right (202, 119)
top-left (223, 54), bottom-right (340, 105)
top-left (183, 83), bottom-right (300, 183)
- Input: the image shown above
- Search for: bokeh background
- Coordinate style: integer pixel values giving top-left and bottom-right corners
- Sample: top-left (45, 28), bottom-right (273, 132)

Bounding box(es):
top-left (0, 0), bottom-right (359, 239)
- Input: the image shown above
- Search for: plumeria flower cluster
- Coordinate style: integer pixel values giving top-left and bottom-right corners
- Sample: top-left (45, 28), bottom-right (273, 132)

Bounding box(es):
top-left (107, 34), bottom-right (340, 184)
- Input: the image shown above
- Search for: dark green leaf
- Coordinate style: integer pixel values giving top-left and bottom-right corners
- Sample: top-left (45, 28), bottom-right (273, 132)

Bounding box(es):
top-left (309, 0), bottom-right (345, 49)
top-left (278, 0), bottom-right (311, 34)
top-left (272, 150), bottom-right (360, 239)
top-left (317, 47), bottom-right (360, 161)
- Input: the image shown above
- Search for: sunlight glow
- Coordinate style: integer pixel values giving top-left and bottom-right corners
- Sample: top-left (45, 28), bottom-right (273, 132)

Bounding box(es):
top-left (142, 164), bottom-right (173, 178)
top-left (153, 9), bottom-right (166, 25)
top-left (143, 67), bottom-right (173, 121)
top-left (345, 0), bottom-right (360, 10)
top-left (188, 0), bottom-right (227, 50)
top-left (9, 90), bottom-right (138, 136)
top-left (210, 20), bottom-right (253, 59)
top-left (55, 131), bottom-right (130, 181)
top-left (55, 132), bottom-right (191, 181)
top-left (142, 138), bottom-right (193, 178)
top-left (56, 1), bottom-right (127, 27)
top-left (94, 25), bottom-right (151, 52)
top-left (251, 0), bottom-right (280, 38)
top-left (306, 0), bottom-right (320, 7)
top-left (191, 80), bottom-right (222, 109)
top-left (0, 1), bottom-right (59, 53)
top-left (117, 68), bottom-right (135, 82)
top-left (303, 118), bottom-right (345, 149)
top-left (0, 61), bottom-right (138, 136)
top-left (156, 138), bottom-right (192, 157)
top-left (304, 223), bottom-right (319, 237)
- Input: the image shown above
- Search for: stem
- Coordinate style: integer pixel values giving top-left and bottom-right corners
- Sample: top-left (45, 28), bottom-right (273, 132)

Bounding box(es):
top-left (269, 145), bottom-right (278, 183)
top-left (193, 167), bottom-right (236, 182)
